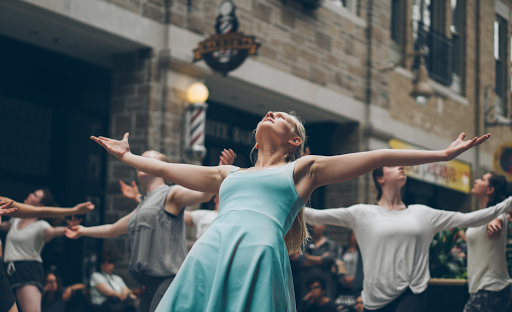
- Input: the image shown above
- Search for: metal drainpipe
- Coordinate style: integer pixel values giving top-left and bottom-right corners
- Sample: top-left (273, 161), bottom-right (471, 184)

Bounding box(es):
top-left (363, 0), bottom-right (373, 204)
top-left (473, 0), bottom-right (480, 210)
top-left (159, 1), bottom-right (171, 155)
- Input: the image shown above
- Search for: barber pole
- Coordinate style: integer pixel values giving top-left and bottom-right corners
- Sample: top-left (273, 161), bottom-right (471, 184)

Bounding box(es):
top-left (184, 103), bottom-right (208, 160)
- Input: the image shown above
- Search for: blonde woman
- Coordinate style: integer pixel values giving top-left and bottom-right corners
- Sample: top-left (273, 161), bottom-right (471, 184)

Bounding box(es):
top-left (91, 111), bottom-right (489, 312)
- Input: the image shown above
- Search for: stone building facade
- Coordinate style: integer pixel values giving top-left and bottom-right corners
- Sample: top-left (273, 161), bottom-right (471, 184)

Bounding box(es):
top-left (1, 0), bottom-right (512, 284)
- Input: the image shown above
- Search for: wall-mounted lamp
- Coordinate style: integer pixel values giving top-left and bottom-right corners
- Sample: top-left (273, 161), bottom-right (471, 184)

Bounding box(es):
top-left (381, 50), bottom-right (434, 106)
top-left (183, 83), bottom-right (209, 161)
top-left (484, 83), bottom-right (512, 134)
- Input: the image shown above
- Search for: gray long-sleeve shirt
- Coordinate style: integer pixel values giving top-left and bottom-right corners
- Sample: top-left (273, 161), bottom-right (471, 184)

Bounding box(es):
top-left (305, 197), bottom-right (512, 310)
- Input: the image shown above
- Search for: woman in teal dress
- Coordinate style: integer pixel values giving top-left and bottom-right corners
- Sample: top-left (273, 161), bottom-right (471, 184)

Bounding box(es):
top-left (91, 111), bottom-right (489, 312)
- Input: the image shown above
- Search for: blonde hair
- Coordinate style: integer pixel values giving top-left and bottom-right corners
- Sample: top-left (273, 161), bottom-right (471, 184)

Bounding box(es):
top-left (251, 112), bottom-right (310, 255)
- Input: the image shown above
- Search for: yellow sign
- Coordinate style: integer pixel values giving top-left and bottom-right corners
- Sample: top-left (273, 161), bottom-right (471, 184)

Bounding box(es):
top-left (389, 139), bottom-right (471, 193)
top-left (493, 141), bottom-right (512, 182)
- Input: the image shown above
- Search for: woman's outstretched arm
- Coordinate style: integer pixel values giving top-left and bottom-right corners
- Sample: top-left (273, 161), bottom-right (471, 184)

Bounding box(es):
top-left (0, 197), bottom-right (94, 219)
top-left (304, 207), bottom-right (356, 228)
top-left (298, 133), bottom-right (490, 191)
top-left (429, 197), bottom-right (512, 232)
top-left (91, 133), bottom-right (234, 194)
top-left (65, 210), bottom-right (134, 239)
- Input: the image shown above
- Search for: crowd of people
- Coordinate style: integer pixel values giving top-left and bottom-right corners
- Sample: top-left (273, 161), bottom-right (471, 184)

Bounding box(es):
top-left (0, 110), bottom-right (510, 312)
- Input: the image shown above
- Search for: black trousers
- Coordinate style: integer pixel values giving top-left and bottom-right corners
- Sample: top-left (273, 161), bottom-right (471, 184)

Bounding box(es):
top-left (0, 263), bottom-right (15, 312)
top-left (364, 288), bottom-right (426, 312)
top-left (137, 274), bottom-right (175, 312)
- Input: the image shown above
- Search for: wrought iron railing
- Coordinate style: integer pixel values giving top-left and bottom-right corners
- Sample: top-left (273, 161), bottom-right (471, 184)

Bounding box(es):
top-left (415, 22), bottom-right (453, 86)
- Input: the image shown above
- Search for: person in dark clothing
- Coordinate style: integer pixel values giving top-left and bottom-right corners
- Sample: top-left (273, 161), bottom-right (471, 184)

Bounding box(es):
top-left (298, 224), bottom-right (338, 300)
top-left (41, 271), bottom-right (85, 312)
top-left (299, 276), bottom-right (338, 312)
top-left (336, 230), bottom-right (364, 311)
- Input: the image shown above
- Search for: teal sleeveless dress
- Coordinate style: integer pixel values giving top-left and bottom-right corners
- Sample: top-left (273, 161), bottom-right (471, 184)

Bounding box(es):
top-left (155, 161), bottom-right (305, 312)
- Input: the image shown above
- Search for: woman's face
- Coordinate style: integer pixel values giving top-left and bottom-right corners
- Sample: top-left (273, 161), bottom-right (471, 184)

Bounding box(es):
top-left (255, 112), bottom-right (299, 149)
top-left (24, 189), bottom-right (44, 206)
top-left (381, 166), bottom-right (407, 188)
top-left (471, 173), bottom-right (493, 197)
top-left (137, 151), bottom-right (160, 183)
top-left (45, 273), bottom-right (58, 293)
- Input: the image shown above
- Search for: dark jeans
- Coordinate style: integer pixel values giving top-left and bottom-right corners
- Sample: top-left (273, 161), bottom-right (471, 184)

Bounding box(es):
top-left (137, 274), bottom-right (175, 312)
top-left (364, 288), bottom-right (426, 312)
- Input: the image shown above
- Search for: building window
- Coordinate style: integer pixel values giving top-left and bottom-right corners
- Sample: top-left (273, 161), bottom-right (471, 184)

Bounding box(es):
top-left (413, 0), bottom-right (453, 86)
top-left (495, 16), bottom-right (507, 117)
top-left (450, 0), bottom-right (464, 95)
top-left (331, 0), bottom-right (357, 14)
top-left (390, 0), bottom-right (405, 64)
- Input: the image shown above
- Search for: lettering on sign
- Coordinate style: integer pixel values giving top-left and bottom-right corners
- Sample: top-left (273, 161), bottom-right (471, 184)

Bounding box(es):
top-left (206, 120), bottom-right (255, 146)
top-left (389, 139), bottom-right (471, 194)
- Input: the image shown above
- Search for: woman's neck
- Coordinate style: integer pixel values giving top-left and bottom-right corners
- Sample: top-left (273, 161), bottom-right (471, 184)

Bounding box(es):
top-left (144, 178), bottom-right (166, 193)
top-left (477, 195), bottom-right (489, 209)
top-left (255, 146), bottom-right (288, 167)
top-left (378, 185), bottom-right (406, 211)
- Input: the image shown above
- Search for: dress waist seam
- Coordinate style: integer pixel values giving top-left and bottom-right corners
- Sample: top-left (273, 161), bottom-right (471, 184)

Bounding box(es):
top-left (222, 209), bottom-right (284, 231)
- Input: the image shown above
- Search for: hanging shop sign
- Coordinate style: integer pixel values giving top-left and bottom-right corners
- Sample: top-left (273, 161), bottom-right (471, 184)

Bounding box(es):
top-left (493, 141), bottom-right (512, 182)
top-left (193, 0), bottom-right (260, 75)
top-left (389, 139), bottom-right (471, 194)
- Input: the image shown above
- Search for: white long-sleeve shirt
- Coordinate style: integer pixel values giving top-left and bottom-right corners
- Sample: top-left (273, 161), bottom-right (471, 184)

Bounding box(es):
top-left (305, 197), bottom-right (512, 310)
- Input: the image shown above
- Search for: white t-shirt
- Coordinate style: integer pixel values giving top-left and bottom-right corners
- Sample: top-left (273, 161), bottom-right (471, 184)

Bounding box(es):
top-left (190, 210), bottom-right (218, 239)
top-left (3, 218), bottom-right (51, 263)
top-left (89, 271), bottom-right (128, 305)
top-left (305, 197), bottom-right (512, 310)
top-left (466, 213), bottom-right (511, 293)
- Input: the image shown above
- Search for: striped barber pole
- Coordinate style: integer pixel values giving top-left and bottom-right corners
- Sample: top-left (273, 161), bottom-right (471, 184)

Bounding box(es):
top-left (189, 106), bottom-right (205, 146)
top-left (184, 103), bottom-right (208, 160)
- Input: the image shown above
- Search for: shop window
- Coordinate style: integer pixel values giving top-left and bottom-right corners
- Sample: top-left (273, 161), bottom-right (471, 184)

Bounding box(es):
top-left (390, 0), bottom-right (405, 64)
top-left (413, 0), bottom-right (453, 86)
top-left (450, 0), bottom-right (465, 95)
top-left (495, 16), bottom-right (508, 117)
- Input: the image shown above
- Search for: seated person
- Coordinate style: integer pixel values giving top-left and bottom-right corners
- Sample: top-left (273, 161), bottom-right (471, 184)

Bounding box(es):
top-left (90, 252), bottom-right (136, 312)
top-left (299, 276), bottom-right (338, 312)
top-left (42, 271), bottom-right (85, 312)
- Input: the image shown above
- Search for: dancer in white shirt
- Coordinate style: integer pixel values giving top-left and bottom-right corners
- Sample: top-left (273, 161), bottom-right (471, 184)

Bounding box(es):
top-left (305, 166), bottom-right (512, 312)
top-left (464, 171), bottom-right (512, 312)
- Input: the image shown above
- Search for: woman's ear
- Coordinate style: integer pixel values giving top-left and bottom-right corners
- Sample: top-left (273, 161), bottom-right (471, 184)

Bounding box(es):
top-left (487, 186), bottom-right (495, 196)
top-left (255, 142), bottom-right (260, 150)
top-left (377, 176), bottom-right (385, 186)
top-left (288, 136), bottom-right (301, 148)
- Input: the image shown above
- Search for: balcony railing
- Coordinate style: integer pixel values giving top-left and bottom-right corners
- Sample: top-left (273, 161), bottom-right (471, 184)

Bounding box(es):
top-left (415, 22), bottom-right (453, 86)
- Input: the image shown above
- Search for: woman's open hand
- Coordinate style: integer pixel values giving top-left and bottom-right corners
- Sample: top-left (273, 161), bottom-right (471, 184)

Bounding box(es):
top-left (65, 225), bottom-right (84, 239)
top-left (91, 133), bottom-right (131, 161)
top-left (0, 201), bottom-right (16, 216)
top-left (444, 133), bottom-right (491, 161)
top-left (219, 149), bottom-right (237, 166)
top-left (120, 181), bottom-right (140, 202)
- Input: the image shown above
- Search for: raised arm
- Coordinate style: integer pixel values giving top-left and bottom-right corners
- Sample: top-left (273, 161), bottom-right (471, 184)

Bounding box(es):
top-left (92, 133), bottom-right (235, 194)
top-left (304, 207), bottom-right (357, 228)
top-left (299, 133), bottom-right (490, 191)
top-left (431, 197), bottom-right (512, 232)
top-left (0, 197), bottom-right (94, 219)
top-left (65, 210), bottom-right (134, 239)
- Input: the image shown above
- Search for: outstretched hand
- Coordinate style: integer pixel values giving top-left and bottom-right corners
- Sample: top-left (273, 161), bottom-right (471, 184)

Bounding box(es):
top-left (219, 149), bottom-right (237, 166)
top-left (66, 216), bottom-right (83, 228)
top-left (444, 133), bottom-right (491, 161)
top-left (91, 133), bottom-right (131, 161)
top-left (0, 201), bottom-right (17, 216)
top-left (74, 202), bottom-right (95, 214)
top-left (65, 225), bottom-right (84, 239)
top-left (120, 181), bottom-right (141, 202)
